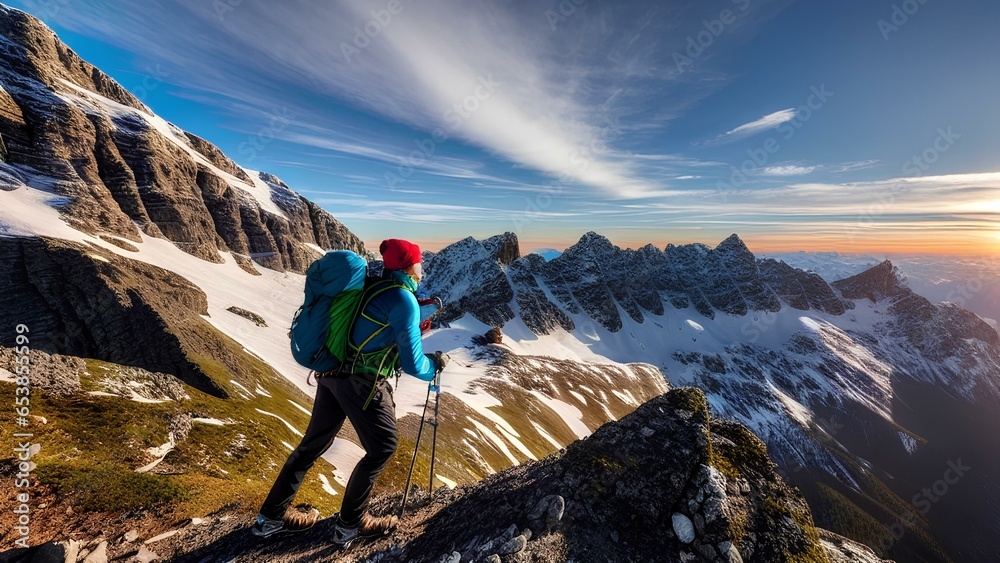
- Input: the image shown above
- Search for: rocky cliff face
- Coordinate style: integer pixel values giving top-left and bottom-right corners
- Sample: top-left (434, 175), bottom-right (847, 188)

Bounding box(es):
top-left (0, 236), bottom-right (260, 397)
top-left (421, 235), bottom-right (517, 326)
top-left (0, 5), bottom-right (363, 272)
top-left (758, 258), bottom-right (847, 315)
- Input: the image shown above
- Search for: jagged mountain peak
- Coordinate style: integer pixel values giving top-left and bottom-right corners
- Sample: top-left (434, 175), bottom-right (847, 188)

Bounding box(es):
top-left (0, 5), bottom-right (150, 115)
top-left (715, 232), bottom-right (750, 253)
top-left (482, 231), bottom-right (520, 265)
top-left (566, 230), bottom-right (616, 254)
top-left (832, 259), bottom-right (903, 301)
top-left (420, 234), bottom-right (515, 325)
top-left (637, 242), bottom-right (662, 255)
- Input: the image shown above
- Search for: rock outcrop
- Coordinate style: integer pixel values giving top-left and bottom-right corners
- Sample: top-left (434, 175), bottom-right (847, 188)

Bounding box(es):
top-left (758, 258), bottom-right (847, 314)
top-left (151, 389), bottom-right (849, 563)
top-left (0, 346), bottom-right (83, 396)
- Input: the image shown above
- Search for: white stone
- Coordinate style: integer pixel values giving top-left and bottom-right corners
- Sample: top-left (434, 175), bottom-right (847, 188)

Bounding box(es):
top-left (82, 541), bottom-right (108, 563)
top-left (133, 546), bottom-right (159, 563)
top-left (672, 513), bottom-right (696, 543)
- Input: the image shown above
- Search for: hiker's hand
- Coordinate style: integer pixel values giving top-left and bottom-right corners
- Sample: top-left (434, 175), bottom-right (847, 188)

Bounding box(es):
top-left (426, 351), bottom-right (449, 373)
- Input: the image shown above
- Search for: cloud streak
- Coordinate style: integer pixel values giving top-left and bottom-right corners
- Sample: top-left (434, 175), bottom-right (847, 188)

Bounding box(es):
top-left (40, 0), bottom-right (676, 198)
top-left (715, 108), bottom-right (797, 143)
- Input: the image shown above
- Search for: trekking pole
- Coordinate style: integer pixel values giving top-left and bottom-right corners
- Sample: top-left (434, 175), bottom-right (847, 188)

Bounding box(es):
top-left (399, 381), bottom-right (433, 518)
top-left (427, 366), bottom-right (442, 494)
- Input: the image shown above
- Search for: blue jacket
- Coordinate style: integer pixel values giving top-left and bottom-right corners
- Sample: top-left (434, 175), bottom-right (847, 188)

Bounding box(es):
top-left (350, 270), bottom-right (436, 381)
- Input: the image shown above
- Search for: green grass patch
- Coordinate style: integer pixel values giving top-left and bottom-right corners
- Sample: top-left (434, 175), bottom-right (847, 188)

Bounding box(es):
top-left (37, 463), bottom-right (190, 512)
top-left (815, 483), bottom-right (893, 558)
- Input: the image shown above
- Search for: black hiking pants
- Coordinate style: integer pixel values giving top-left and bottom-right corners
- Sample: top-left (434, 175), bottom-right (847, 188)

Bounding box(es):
top-left (259, 375), bottom-right (398, 525)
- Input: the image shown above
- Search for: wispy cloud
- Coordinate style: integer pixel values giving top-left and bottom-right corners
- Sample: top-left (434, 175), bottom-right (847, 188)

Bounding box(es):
top-left (759, 160), bottom-right (881, 177)
top-left (760, 165), bottom-right (817, 176)
top-left (711, 108), bottom-right (797, 144)
top-left (321, 199), bottom-right (583, 224)
top-left (39, 0), bottom-right (676, 198)
top-left (828, 159), bottom-right (880, 173)
top-left (33, 0), bottom-right (802, 200)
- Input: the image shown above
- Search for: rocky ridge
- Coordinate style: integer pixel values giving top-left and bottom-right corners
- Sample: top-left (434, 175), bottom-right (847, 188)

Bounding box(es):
top-left (0, 5), bottom-right (363, 273)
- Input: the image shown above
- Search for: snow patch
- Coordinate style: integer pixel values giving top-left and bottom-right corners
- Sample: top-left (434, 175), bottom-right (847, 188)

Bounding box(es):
top-left (318, 473), bottom-right (339, 496)
top-left (435, 474), bottom-right (457, 489)
top-left (230, 380), bottom-right (255, 399)
top-left (468, 417), bottom-right (521, 466)
top-left (528, 391), bottom-right (590, 439)
top-left (531, 421), bottom-right (564, 450)
top-left (254, 409), bottom-right (303, 437)
top-left (192, 418), bottom-right (226, 426)
top-left (288, 399), bottom-right (313, 416)
top-left (321, 440), bottom-right (366, 487)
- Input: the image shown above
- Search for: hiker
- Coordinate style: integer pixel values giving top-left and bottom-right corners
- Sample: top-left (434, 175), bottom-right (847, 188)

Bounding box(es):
top-left (252, 239), bottom-right (448, 545)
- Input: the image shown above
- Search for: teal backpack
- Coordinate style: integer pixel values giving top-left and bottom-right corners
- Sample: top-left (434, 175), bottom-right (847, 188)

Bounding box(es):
top-left (290, 250), bottom-right (368, 372)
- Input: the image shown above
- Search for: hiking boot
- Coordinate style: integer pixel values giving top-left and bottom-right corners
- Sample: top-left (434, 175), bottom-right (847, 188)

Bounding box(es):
top-left (360, 513), bottom-right (398, 537)
top-left (285, 504), bottom-right (321, 530)
top-left (332, 512), bottom-right (398, 547)
top-left (250, 514), bottom-right (284, 538)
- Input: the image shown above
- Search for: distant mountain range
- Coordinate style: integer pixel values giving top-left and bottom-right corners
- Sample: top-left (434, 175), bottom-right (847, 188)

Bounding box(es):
top-left (424, 230), bottom-right (1000, 562)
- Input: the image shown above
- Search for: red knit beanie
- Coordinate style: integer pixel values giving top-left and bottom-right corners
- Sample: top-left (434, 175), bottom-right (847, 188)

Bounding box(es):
top-left (379, 239), bottom-right (422, 270)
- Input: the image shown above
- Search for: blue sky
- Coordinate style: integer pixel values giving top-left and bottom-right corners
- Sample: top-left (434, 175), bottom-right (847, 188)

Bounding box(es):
top-left (8, 0), bottom-right (1000, 253)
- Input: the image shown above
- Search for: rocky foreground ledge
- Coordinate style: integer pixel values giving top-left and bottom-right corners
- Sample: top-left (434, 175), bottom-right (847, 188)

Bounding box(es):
top-left (3, 388), bottom-right (889, 562)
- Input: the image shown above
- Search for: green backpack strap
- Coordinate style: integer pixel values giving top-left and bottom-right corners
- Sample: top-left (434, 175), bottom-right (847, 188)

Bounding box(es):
top-left (343, 278), bottom-right (411, 410)
top-left (347, 279), bottom-right (403, 352)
